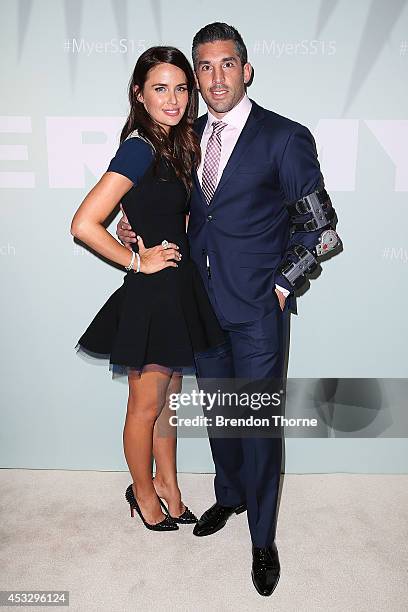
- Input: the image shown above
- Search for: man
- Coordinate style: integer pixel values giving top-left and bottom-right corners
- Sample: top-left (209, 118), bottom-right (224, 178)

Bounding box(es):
top-left (118, 22), bottom-right (339, 596)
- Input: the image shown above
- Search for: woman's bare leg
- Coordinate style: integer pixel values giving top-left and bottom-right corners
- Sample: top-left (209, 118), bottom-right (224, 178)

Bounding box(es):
top-left (152, 373), bottom-right (186, 517)
top-left (123, 369), bottom-right (172, 525)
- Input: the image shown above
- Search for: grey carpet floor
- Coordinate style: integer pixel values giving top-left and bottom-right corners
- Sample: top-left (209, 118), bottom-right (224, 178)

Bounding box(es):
top-left (0, 470), bottom-right (407, 612)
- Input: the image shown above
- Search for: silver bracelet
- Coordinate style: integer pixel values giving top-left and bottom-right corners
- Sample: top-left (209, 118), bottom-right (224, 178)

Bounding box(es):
top-left (125, 251), bottom-right (135, 272)
top-left (134, 252), bottom-right (141, 273)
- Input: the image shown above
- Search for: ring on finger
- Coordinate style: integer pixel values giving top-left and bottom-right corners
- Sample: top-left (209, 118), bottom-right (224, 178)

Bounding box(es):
top-left (161, 239), bottom-right (170, 249)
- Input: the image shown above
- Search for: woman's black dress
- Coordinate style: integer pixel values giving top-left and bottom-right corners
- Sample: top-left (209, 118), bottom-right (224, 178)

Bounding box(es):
top-left (75, 131), bottom-right (226, 377)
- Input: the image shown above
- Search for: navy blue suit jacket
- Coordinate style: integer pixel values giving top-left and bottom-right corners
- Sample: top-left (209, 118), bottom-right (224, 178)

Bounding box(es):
top-left (187, 99), bottom-right (326, 324)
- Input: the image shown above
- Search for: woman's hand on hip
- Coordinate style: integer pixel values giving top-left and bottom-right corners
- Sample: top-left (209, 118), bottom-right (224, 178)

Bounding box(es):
top-left (137, 236), bottom-right (181, 274)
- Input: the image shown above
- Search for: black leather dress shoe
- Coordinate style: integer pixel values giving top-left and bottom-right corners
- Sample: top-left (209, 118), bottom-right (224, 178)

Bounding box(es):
top-left (192, 502), bottom-right (246, 537)
top-left (251, 543), bottom-right (280, 596)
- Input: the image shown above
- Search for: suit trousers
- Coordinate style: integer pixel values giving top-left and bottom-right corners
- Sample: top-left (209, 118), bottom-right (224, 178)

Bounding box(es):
top-left (194, 279), bottom-right (290, 547)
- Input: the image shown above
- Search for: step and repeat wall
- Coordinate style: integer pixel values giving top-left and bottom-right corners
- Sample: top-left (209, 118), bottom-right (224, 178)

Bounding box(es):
top-left (1, 0), bottom-right (407, 472)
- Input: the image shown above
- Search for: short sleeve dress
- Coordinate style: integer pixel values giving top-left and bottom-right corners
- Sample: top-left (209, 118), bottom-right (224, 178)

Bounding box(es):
top-left (75, 131), bottom-right (226, 377)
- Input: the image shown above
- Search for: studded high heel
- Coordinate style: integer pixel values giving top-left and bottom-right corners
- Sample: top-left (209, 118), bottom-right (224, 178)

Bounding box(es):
top-left (158, 498), bottom-right (198, 524)
top-left (152, 477), bottom-right (198, 524)
top-left (125, 485), bottom-right (179, 531)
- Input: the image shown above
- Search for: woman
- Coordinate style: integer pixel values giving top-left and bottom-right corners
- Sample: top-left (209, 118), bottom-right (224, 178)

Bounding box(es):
top-left (71, 47), bottom-right (226, 531)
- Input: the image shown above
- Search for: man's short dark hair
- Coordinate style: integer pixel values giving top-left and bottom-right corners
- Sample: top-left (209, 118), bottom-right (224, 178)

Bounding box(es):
top-left (192, 22), bottom-right (248, 68)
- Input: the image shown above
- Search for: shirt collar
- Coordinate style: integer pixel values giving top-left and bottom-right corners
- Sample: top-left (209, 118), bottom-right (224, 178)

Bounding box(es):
top-left (205, 94), bottom-right (252, 132)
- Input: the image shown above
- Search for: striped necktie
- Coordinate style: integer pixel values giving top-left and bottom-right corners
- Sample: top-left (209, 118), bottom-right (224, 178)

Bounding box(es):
top-left (201, 120), bottom-right (227, 204)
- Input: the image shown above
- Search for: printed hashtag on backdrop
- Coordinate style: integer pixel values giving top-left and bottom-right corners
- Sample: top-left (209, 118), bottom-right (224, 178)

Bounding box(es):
top-left (253, 40), bottom-right (261, 54)
top-left (382, 247), bottom-right (408, 262)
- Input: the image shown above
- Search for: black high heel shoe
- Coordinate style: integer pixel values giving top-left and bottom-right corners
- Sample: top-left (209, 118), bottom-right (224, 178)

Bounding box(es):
top-left (158, 497), bottom-right (198, 524)
top-left (125, 485), bottom-right (179, 531)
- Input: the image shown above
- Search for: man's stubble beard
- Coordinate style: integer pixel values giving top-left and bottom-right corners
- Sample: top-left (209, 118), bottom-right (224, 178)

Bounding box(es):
top-left (202, 89), bottom-right (246, 117)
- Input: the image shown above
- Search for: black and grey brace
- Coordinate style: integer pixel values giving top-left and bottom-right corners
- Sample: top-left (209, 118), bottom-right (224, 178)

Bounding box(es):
top-left (287, 188), bottom-right (335, 232)
top-left (278, 245), bottom-right (319, 290)
top-left (277, 188), bottom-right (340, 289)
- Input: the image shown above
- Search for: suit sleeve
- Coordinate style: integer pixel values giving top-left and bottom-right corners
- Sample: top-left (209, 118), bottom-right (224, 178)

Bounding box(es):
top-left (274, 124), bottom-right (328, 294)
top-left (106, 137), bottom-right (154, 184)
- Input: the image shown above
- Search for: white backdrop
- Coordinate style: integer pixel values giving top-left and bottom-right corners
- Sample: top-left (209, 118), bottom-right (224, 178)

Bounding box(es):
top-left (1, 0), bottom-right (407, 472)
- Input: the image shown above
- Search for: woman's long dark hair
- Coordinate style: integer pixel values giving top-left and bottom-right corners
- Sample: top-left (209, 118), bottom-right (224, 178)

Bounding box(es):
top-left (120, 46), bottom-right (200, 191)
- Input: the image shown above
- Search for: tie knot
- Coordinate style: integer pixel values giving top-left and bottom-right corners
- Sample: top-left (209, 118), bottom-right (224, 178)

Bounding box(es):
top-left (212, 120), bottom-right (227, 134)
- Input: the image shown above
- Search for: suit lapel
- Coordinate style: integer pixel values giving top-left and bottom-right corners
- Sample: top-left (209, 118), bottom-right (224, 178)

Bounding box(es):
top-left (192, 102), bottom-right (266, 207)
top-left (193, 114), bottom-right (208, 206)
top-left (192, 167), bottom-right (204, 201)
top-left (210, 102), bottom-right (265, 204)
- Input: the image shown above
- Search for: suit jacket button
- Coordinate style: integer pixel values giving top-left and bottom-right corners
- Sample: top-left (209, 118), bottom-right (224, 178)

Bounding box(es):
top-left (207, 215), bottom-right (213, 221)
